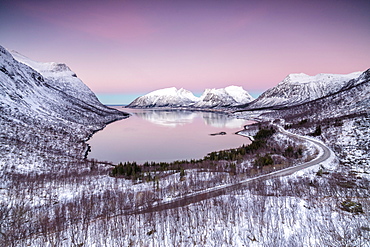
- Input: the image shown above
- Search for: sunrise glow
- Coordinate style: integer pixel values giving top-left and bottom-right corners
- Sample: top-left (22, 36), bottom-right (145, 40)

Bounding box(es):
top-left (1, 0), bottom-right (369, 98)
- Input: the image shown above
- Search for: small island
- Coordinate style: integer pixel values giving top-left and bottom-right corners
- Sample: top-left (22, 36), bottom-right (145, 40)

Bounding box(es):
top-left (209, 131), bottom-right (227, 136)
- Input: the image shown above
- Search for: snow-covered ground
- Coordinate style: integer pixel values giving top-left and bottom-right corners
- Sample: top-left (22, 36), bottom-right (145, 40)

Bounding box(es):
top-left (1, 45), bottom-right (369, 246)
top-left (4, 113), bottom-right (368, 246)
top-left (14, 168), bottom-right (368, 247)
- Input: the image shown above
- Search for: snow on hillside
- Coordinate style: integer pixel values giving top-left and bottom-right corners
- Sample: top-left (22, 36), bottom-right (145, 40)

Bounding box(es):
top-left (128, 87), bottom-right (198, 107)
top-left (260, 69), bottom-right (370, 121)
top-left (0, 45), bottom-right (127, 173)
top-left (1, 46), bottom-right (125, 122)
top-left (225, 85), bottom-right (254, 103)
top-left (193, 85), bottom-right (254, 108)
top-left (10, 50), bottom-right (102, 106)
top-left (244, 71), bottom-right (363, 109)
top-left (128, 85), bottom-right (254, 108)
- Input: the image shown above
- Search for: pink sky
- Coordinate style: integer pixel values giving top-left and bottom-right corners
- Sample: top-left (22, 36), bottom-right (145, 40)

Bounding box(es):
top-left (1, 0), bottom-right (369, 96)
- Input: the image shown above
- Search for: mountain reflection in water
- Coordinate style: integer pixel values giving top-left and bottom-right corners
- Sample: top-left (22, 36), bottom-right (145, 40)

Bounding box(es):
top-left (87, 108), bottom-right (254, 164)
top-left (134, 110), bottom-right (248, 128)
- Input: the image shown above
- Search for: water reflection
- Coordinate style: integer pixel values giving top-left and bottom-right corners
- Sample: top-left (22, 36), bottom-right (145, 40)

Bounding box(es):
top-left (201, 112), bottom-right (248, 129)
top-left (134, 110), bottom-right (198, 127)
top-left (87, 108), bottom-right (253, 164)
top-left (134, 110), bottom-right (247, 129)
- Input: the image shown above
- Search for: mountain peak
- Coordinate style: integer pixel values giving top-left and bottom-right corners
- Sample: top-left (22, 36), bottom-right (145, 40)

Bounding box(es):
top-left (128, 86), bottom-right (254, 108)
top-left (281, 72), bottom-right (362, 85)
top-left (128, 87), bottom-right (198, 108)
top-left (224, 85), bottom-right (254, 103)
top-left (245, 70), bottom-right (365, 109)
top-left (10, 50), bottom-right (75, 77)
top-left (5, 48), bottom-right (104, 107)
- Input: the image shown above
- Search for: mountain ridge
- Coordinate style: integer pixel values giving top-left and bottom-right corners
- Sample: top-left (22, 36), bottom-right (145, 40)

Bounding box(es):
top-left (239, 70), bottom-right (365, 110)
top-left (127, 85), bottom-right (254, 108)
top-left (128, 87), bottom-right (198, 107)
top-left (0, 45), bottom-right (128, 172)
top-left (244, 68), bottom-right (370, 122)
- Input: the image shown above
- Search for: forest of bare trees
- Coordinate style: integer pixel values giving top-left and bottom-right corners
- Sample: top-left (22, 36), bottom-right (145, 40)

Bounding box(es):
top-left (1, 117), bottom-right (369, 246)
top-left (1, 164), bottom-right (368, 246)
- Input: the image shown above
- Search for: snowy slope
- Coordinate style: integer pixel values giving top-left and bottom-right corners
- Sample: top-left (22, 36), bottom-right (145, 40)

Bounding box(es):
top-left (0, 45), bottom-right (127, 172)
top-left (1, 46), bottom-right (124, 123)
top-left (193, 85), bottom-right (254, 108)
top-left (10, 50), bottom-right (102, 106)
top-left (128, 87), bottom-right (198, 107)
top-left (244, 71), bottom-right (363, 109)
top-left (267, 68), bottom-right (370, 120)
top-left (128, 85), bottom-right (254, 108)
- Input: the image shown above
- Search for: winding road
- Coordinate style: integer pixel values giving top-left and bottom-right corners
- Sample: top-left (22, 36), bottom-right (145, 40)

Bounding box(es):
top-left (127, 125), bottom-right (332, 215)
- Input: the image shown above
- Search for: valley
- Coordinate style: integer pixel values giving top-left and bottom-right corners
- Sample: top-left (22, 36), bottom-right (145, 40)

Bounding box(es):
top-left (0, 45), bottom-right (369, 246)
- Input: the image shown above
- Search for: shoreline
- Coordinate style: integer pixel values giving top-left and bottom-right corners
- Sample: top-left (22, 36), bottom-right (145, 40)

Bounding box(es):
top-left (83, 113), bottom-right (130, 160)
top-left (85, 108), bottom-right (255, 165)
top-left (236, 131), bottom-right (255, 142)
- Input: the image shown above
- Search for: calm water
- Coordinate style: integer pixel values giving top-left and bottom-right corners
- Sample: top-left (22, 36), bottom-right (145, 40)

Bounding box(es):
top-left (87, 107), bottom-right (253, 164)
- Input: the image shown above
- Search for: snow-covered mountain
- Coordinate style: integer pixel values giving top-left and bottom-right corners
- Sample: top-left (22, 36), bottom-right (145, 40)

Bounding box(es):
top-left (0, 46), bottom-right (125, 126)
top-left (243, 71), bottom-right (363, 109)
top-left (127, 85), bottom-right (254, 108)
top-left (0, 45), bottom-right (127, 172)
top-left (128, 87), bottom-right (198, 107)
top-left (193, 86), bottom-right (254, 108)
top-left (268, 68), bottom-right (370, 119)
top-left (10, 50), bottom-right (101, 106)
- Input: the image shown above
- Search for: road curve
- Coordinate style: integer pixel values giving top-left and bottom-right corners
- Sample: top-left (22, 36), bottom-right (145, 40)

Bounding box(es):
top-left (127, 126), bottom-right (332, 215)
